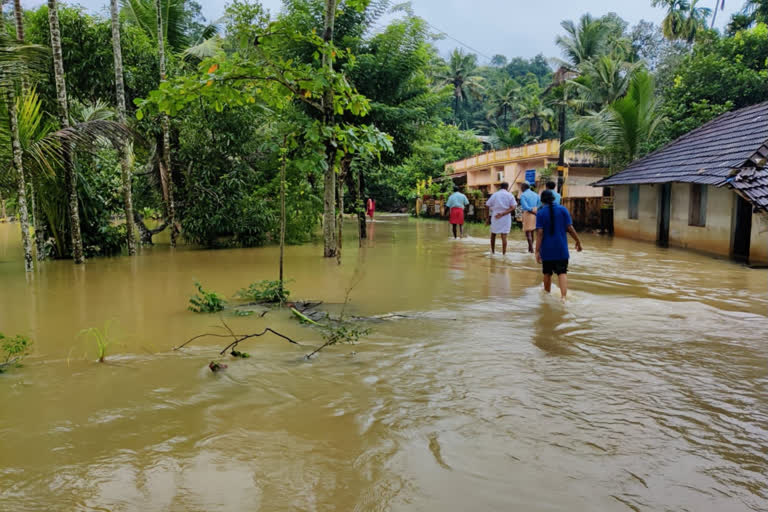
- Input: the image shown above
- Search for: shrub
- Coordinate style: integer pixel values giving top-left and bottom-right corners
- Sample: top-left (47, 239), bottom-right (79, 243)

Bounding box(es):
top-left (189, 281), bottom-right (227, 313)
top-left (236, 280), bottom-right (290, 304)
top-left (0, 333), bottom-right (31, 372)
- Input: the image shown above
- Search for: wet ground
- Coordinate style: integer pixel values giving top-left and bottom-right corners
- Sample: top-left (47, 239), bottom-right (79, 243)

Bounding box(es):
top-left (0, 216), bottom-right (766, 511)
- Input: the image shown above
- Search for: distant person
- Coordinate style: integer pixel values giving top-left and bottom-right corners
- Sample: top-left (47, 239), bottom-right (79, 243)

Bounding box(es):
top-left (536, 189), bottom-right (583, 300)
top-left (445, 185), bottom-right (470, 238)
top-left (544, 181), bottom-right (561, 205)
top-left (486, 182), bottom-right (517, 255)
top-left (519, 182), bottom-right (541, 253)
top-left (366, 198), bottom-right (375, 221)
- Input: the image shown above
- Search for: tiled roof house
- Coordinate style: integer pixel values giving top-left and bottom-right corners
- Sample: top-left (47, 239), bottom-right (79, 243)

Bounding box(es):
top-left (595, 102), bottom-right (768, 265)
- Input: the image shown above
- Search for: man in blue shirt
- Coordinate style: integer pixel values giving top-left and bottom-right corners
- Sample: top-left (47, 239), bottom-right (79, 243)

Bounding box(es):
top-left (536, 190), bottom-right (583, 300)
top-left (544, 181), bottom-right (561, 205)
top-left (445, 185), bottom-right (470, 238)
top-left (519, 182), bottom-right (541, 253)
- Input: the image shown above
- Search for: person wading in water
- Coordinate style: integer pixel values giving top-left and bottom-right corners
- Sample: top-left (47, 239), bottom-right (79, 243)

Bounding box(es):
top-left (519, 182), bottom-right (541, 253)
top-left (445, 185), bottom-right (470, 239)
top-left (486, 182), bottom-right (517, 255)
top-left (536, 189), bottom-right (582, 300)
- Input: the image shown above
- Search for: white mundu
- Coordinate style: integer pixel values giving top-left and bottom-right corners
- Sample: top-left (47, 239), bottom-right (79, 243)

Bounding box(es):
top-left (486, 189), bottom-right (517, 234)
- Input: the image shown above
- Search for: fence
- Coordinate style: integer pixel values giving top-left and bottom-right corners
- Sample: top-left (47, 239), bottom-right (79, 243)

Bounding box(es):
top-left (562, 197), bottom-right (613, 233)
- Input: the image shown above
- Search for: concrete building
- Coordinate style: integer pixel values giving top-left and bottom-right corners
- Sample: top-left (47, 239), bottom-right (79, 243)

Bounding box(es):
top-left (444, 140), bottom-right (608, 197)
top-left (595, 102), bottom-right (768, 266)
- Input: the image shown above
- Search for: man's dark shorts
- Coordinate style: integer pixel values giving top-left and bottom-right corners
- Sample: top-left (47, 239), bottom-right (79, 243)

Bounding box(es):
top-left (542, 259), bottom-right (568, 276)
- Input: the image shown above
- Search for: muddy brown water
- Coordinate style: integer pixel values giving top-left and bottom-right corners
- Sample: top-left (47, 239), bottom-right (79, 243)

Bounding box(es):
top-left (0, 216), bottom-right (767, 511)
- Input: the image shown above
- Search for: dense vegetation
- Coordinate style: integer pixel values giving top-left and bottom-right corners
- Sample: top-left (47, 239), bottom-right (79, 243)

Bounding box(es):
top-left (1, 0), bottom-right (767, 270)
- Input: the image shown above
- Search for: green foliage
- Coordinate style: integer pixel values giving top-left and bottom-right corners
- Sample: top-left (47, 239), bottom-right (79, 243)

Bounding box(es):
top-left (23, 4), bottom-right (159, 114)
top-left (368, 123), bottom-right (481, 208)
top-left (79, 324), bottom-right (116, 363)
top-left (230, 349), bottom-right (251, 358)
top-left (236, 280), bottom-right (290, 304)
top-left (189, 281), bottom-right (227, 313)
top-left (0, 333), bottom-right (31, 372)
top-left (565, 70), bottom-right (664, 170)
top-left (652, 24), bottom-right (768, 148)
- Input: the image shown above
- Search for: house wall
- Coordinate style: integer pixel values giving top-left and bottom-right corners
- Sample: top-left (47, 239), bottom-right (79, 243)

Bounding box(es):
top-left (613, 183), bottom-right (768, 264)
top-left (751, 212), bottom-right (768, 265)
top-left (667, 183), bottom-right (733, 257)
top-left (614, 184), bottom-right (658, 242)
top-left (565, 167), bottom-right (608, 198)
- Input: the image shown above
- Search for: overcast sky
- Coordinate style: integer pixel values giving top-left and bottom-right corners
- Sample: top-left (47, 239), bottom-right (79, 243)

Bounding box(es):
top-left (21, 0), bottom-right (743, 61)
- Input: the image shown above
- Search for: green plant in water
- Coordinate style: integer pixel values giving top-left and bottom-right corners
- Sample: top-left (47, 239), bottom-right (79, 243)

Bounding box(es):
top-left (189, 281), bottom-right (227, 313)
top-left (236, 280), bottom-right (290, 304)
top-left (79, 324), bottom-right (116, 363)
top-left (306, 323), bottom-right (370, 360)
top-left (233, 310), bottom-right (254, 317)
top-left (0, 333), bottom-right (31, 373)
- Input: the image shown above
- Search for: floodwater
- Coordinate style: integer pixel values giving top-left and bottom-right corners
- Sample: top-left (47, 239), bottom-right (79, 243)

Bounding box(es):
top-left (0, 216), bottom-right (767, 512)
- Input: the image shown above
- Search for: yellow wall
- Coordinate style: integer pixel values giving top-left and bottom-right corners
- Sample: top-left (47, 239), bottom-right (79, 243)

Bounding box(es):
top-left (751, 212), bottom-right (768, 265)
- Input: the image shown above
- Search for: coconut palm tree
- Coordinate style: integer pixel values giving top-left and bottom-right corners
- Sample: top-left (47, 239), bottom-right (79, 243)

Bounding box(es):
top-left (515, 93), bottom-right (555, 141)
top-left (652, 0), bottom-right (712, 43)
top-left (47, 0), bottom-right (84, 263)
top-left (710, 0), bottom-right (727, 28)
top-left (11, 0), bottom-right (48, 262)
top-left (5, 90), bottom-right (134, 259)
top-left (564, 70), bottom-right (665, 170)
top-left (436, 49), bottom-right (485, 125)
top-left (486, 78), bottom-right (519, 130)
top-left (555, 14), bottom-right (611, 69)
top-left (122, 0), bottom-right (219, 51)
top-left (155, 0), bottom-right (178, 247)
top-left (571, 56), bottom-right (644, 109)
top-left (2, 0), bottom-right (34, 270)
top-left (110, 0), bottom-right (136, 255)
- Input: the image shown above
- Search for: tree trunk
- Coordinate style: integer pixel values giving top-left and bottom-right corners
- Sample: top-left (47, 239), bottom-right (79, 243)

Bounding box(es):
top-left (47, 0), bottom-right (84, 264)
top-left (0, 192), bottom-right (6, 220)
top-left (9, 94), bottom-right (33, 272)
top-left (336, 157), bottom-right (350, 264)
top-left (345, 163), bottom-right (366, 244)
top-left (110, 0), bottom-right (136, 255)
top-left (156, 0), bottom-right (178, 247)
top-left (11, 0), bottom-right (43, 263)
top-left (322, 0), bottom-right (338, 258)
top-left (12, 0), bottom-right (23, 41)
top-left (558, 104), bottom-right (566, 166)
top-left (279, 139), bottom-right (287, 293)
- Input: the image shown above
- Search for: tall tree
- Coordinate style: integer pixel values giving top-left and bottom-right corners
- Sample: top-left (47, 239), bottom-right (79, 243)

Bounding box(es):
top-left (110, 0), bottom-right (137, 255)
top-left (565, 70), bottom-right (664, 170)
top-left (47, 0), bottom-right (84, 263)
top-left (436, 49), bottom-right (484, 125)
top-left (652, 0), bottom-right (711, 43)
top-left (6, 0), bottom-right (33, 270)
top-left (710, 0), bottom-right (726, 28)
top-left (155, 0), bottom-right (178, 247)
top-left (555, 14), bottom-right (610, 69)
top-left (486, 78), bottom-right (519, 129)
top-left (321, 0), bottom-right (338, 258)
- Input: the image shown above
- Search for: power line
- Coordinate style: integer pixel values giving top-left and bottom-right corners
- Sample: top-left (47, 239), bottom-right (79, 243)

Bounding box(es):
top-left (423, 21), bottom-right (494, 62)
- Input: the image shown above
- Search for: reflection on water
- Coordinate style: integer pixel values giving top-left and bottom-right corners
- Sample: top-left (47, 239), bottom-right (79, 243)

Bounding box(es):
top-left (1, 217), bottom-right (767, 511)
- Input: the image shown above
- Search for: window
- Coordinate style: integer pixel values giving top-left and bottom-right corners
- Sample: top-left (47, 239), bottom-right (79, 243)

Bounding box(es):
top-left (628, 185), bottom-right (639, 220)
top-left (689, 184), bottom-right (707, 227)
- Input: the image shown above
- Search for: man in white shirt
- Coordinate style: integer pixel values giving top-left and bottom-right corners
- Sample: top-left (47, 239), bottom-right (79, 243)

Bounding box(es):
top-left (485, 182), bottom-right (517, 255)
